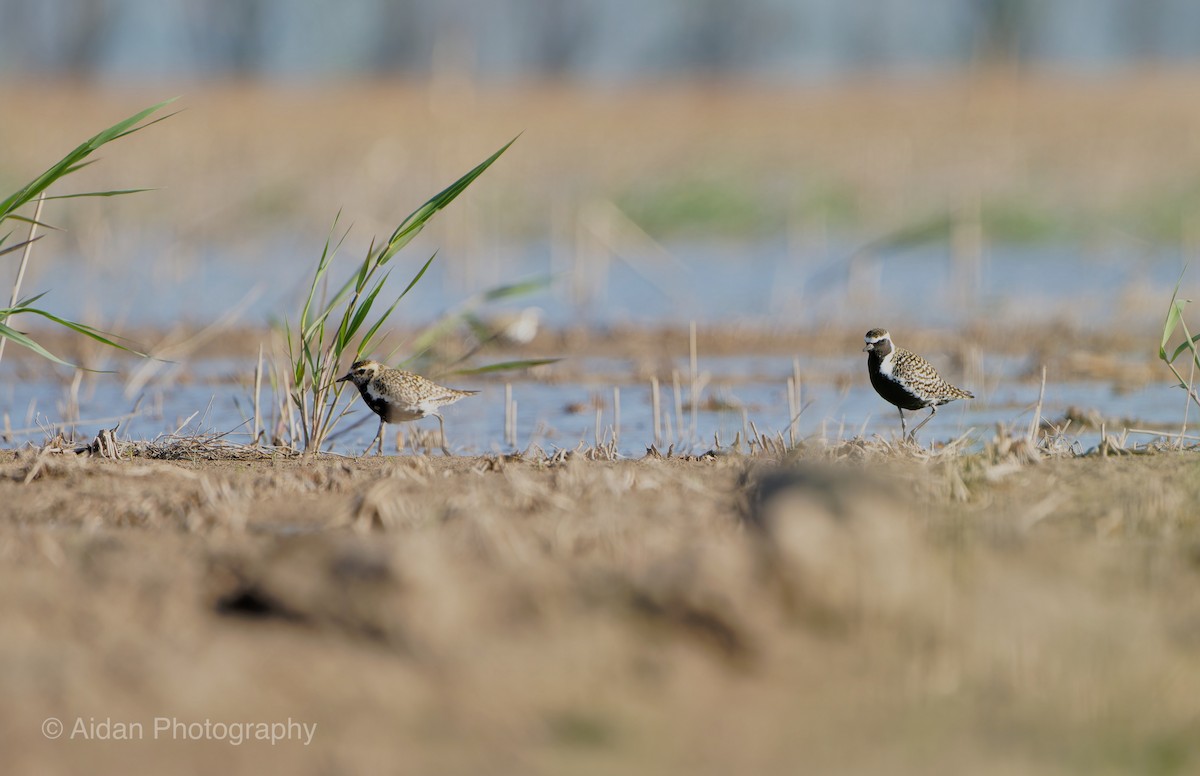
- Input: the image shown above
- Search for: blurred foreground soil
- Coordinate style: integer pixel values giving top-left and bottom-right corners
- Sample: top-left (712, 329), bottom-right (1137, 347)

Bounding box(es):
top-left (2, 449), bottom-right (1200, 774)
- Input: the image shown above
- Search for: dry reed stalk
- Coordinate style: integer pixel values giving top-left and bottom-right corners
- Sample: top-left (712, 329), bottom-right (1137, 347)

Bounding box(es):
top-left (672, 369), bottom-right (684, 443)
top-left (613, 386), bottom-right (621, 450)
top-left (651, 376), bottom-right (662, 446)
top-left (786, 376), bottom-right (798, 448)
top-left (253, 345), bottom-right (264, 445)
top-left (1027, 365), bottom-right (1046, 444)
top-left (504, 383), bottom-right (512, 447)
top-left (63, 369), bottom-right (84, 434)
top-left (505, 383), bottom-right (518, 448)
top-left (1181, 349), bottom-right (1197, 448)
top-left (6, 409), bottom-right (145, 439)
top-left (689, 321), bottom-right (699, 440)
top-left (1127, 428), bottom-right (1200, 442)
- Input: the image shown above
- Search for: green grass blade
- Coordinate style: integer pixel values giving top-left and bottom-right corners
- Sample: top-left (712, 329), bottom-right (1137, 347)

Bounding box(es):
top-left (398, 252), bottom-right (437, 300)
top-left (1169, 333), bottom-right (1200, 364)
top-left (378, 135), bottom-right (519, 265)
top-left (3, 214), bottom-right (60, 230)
top-left (108, 109), bottom-right (180, 142)
top-left (479, 275), bottom-right (553, 302)
top-left (43, 188), bottom-right (156, 200)
top-left (13, 291), bottom-right (50, 308)
top-left (443, 358), bottom-right (560, 376)
top-left (0, 235), bottom-right (43, 259)
top-left (1160, 268), bottom-right (1189, 361)
top-left (338, 272), bottom-right (391, 352)
top-left (357, 255), bottom-right (438, 358)
top-left (0, 98), bottom-right (177, 220)
top-left (300, 215), bottom-right (350, 338)
top-left (1161, 299), bottom-right (1185, 360)
top-left (462, 312), bottom-right (494, 342)
top-left (60, 160), bottom-right (98, 176)
top-left (7, 307), bottom-right (147, 357)
top-left (0, 321), bottom-right (73, 366)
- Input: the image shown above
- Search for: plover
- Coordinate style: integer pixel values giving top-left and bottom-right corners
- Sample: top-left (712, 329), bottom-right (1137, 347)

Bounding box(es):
top-left (479, 306), bottom-right (542, 347)
top-left (336, 360), bottom-right (478, 455)
top-left (862, 328), bottom-right (973, 441)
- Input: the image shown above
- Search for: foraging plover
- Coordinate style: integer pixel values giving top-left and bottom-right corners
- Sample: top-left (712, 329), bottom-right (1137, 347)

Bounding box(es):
top-left (336, 360), bottom-right (477, 455)
top-left (862, 328), bottom-right (973, 441)
top-left (478, 306), bottom-right (542, 347)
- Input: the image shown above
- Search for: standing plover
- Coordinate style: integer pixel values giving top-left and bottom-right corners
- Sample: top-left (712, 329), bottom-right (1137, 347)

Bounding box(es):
top-left (336, 360), bottom-right (478, 455)
top-left (862, 328), bottom-right (973, 441)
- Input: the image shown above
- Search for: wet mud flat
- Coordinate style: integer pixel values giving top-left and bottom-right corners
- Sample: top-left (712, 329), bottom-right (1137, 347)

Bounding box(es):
top-left (3, 446), bottom-right (1200, 774)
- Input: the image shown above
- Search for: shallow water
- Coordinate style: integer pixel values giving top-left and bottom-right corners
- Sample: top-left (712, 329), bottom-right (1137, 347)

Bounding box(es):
top-left (24, 232), bottom-right (1192, 330)
top-left (5, 234), bottom-right (1192, 454)
top-left (0, 353), bottom-right (1183, 456)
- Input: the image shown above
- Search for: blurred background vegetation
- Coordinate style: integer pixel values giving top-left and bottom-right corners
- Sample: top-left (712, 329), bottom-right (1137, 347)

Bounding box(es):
top-left (2, 0), bottom-right (1198, 81)
top-left (1, 0), bottom-right (1199, 336)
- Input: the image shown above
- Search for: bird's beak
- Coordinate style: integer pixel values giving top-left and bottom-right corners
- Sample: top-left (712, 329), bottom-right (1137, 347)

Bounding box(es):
top-left (862, 343), bottom-right (874, 352)
top-left (336, 372), bottom-right (351, 383)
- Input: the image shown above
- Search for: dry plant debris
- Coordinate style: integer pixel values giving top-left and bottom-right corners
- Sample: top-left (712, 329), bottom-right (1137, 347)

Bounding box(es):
top-left (3, 447), bottom-right (1200, 773)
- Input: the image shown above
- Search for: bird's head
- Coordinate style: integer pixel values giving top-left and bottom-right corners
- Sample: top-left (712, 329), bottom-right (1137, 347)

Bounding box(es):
top-left (336, 359), bottom-right (383, 388)
top-left (862, 328), bottom-right (893, 355)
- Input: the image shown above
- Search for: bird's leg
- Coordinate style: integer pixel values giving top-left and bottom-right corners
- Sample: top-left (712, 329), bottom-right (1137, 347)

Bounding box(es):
top-left (436, 414), bottom-right (450, 456)
top-left (897, 406), bottom-right (907, 440)
top-left (909, 406), bottom-right (937, 440)
top-left (367, 419), bottom-right (386, 455)
top-left (363, 418), bottom-right (384, 457)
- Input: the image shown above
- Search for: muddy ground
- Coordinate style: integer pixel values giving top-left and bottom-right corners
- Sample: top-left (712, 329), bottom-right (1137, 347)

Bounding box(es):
top-left (3, 445), bottom-right (1200, 775)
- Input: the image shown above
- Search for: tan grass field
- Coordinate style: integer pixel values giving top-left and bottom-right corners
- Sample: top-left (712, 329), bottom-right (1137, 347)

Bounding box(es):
top-left (2, 446), bottom-right (1200, 774)
top-left (5, 72), bottom-right (1200, 243)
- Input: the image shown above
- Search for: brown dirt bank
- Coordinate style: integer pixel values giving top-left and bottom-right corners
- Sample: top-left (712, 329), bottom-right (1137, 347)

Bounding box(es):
top-left (3, 449), bottom-right (1200, 774)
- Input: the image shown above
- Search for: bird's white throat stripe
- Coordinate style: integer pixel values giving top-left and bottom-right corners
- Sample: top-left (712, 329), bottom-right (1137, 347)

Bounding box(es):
top-left (878, 350), bottom-right (896, 378)
top-left (365, 383), bottom-right (403, 406)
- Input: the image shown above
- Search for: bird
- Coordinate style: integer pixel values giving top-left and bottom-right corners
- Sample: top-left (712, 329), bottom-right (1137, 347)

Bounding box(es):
top-left (336, 360), bottom-right (478, 456)
top-left (862, 328), bottom-right (973, 441)
top-left (474, 306), bottom-right (542, 347)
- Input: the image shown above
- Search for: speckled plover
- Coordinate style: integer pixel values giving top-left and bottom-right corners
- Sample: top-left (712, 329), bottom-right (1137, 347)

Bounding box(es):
top-left (337, 360), bottom-right (477, 455)
top-left (862, 328), bottom-right (973, 441)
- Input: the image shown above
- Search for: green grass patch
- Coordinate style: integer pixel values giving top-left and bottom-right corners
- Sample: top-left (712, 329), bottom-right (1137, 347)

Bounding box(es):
top-left (615, 174), bottom-right (783, 236)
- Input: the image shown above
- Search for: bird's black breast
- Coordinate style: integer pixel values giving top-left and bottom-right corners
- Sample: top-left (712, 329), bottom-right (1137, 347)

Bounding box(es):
top-left (867, 354), bottom-right (931, 411)
top-left (358, 387), bottom-right (391, 420)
